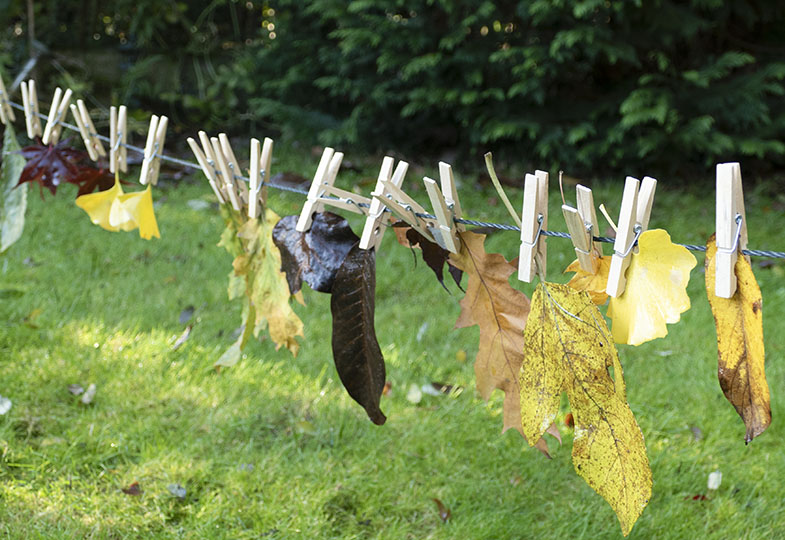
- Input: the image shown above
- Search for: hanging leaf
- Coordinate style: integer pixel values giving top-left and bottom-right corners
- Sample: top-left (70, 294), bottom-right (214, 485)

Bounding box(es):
top-left (607, 229), bottom-right (697, 345)
top-left (521, 282), bottom-right (651, 536)
top-left (448, 231), bottom-right (555, 455)
top-left (1, 124), bottom-right (27, 253)
top-left (75, 178), bottom-right (160, 239)
top-left (405, 228), bottom-right (463, 291)
top-left (73, 167), bottom-right (115, 197)
top-left (272, 212), bottom-right (359, 294)
top-left (331, 243), bottom-right (386, 425)
top-left (705, 235), bottom-right (770, 442)
top-left (232, 209), bottom-right (305, 356)
top-left (17, 141), bottom-right (87, 196)
top-left (564, 256), bottom-right (611, 305)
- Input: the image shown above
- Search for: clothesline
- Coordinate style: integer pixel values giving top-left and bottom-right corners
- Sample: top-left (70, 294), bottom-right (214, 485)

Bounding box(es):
top-left (4, 100), bottom-right (785, 259)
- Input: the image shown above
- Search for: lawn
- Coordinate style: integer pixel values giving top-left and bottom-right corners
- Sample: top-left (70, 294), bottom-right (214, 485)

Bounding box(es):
top-left (1, 149), bottom-right (784, 539)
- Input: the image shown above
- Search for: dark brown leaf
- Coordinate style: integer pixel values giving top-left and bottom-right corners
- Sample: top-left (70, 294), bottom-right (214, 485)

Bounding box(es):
top-left (432, 498), bottom-right (451, 522)
top-left (73, 167), bottom-right (115, 197)
top-left (272, 213), bottom-right (359, 294)
top-left (18, 142), bottom-right (87, 196)
top-left (405, 228), bottom-right (463, 291)
top-left (121, 481), bottom-right (143, 496)
top-left (330, 244), bottom-right (386, 425)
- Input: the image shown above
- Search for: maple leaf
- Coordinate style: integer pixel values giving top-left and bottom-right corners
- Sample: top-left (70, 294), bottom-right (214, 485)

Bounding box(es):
top-left (73, 167), bottom-right (115, 197)
top-left (564, 256), bottom-right (611, 305)
top-left (75, 178), bottom-right (160, 239)
top-left (230, 208), bottom-right (304, 356)
top-left (607, 229), bottom-right (697, 345)
top-left (449, 231), bottom-right (556, 455)
top-left (705, 235), bottom-right (771, 442)
top-left (521, 282), bottom-right (651, 536)
top-left (17, 141), bottom-right (88, 196)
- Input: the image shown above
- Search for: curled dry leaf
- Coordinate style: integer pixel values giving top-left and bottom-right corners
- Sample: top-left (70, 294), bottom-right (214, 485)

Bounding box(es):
top-left (272, 212), bottom-right (359, 294)
top-left (521, 283), bottom-right (651, 536)
top-left (448, 231), bottom-right (554, 456)
top-left (705, 235), bottom-right (770, 442)
top-left (331, 244), bottom-right (386, 425)
top-left (607, 229), bottom-right (697, 345)
top-left (432, 498), bottom-right (451, 522)
top-left (564, 256), bottom-right (611, 305)
top-left (403, 227), bottom-right (463, 291)
top-left (121, 481), bottom-right (143, 496)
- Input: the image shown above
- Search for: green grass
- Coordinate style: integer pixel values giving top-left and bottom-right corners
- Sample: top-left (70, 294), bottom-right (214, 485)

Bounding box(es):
top-left (1, 152), bottom-right (784, 539)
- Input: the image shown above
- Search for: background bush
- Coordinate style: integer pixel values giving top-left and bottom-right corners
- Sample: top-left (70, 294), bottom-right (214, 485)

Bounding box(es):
top-left (3, 0), bottom-right (785, 177)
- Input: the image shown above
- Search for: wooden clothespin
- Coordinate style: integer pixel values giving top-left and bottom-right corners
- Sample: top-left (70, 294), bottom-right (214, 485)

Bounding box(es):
top-left (0, 73), bottom-right (15, 125)
top-left (248, 137), bottom-right (273, 219)
top-left (606, 176), bottom-right (657, 297)
top-left (714, 162), bottom-right (748, 298)
top-left (370, 162), bottom-right (435, 240)
top-left (562, 185), bottom-right (601, 273)
top-left (359, 157), bottom-right (396, 250)
top-left (219, 134), bottom-right (250, 204)
top-left (296, 147), bottom-right (372, 232)
top-left (139, 114), bottom-right (168, 186)
top-left (20, 80), bottom-right (42, 138)
top-left (518, 170), bottom-right (549, 282)
top-left (109, 105), bottom-right (128, 174)
top-left (187, 135), bottom-right (225, 204)
top-left (42, 87), bottom-right (73, 145)
top-left (209, 135), bottom-right (242, 211)
top-left (70, 100), bottom-right (106, 162)
top-left (422, 162), bottom-right (465, 254)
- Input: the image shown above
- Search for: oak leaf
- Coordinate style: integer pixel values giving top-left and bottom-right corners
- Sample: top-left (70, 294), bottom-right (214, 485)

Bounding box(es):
top-left (448, 231), bottom-right (556, 455)
top-left (521, 282), bottom-right (651, 536)
top-left (564, 256), bottom-right (611, 305)
top-left (607, 229), bottom-right (697, 345)
top-left (705, 235), bottom-right (770, 442)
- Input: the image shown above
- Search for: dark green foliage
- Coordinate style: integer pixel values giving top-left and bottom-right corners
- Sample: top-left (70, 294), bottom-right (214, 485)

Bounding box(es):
top-left (4, 1), bottom-right (785, 176)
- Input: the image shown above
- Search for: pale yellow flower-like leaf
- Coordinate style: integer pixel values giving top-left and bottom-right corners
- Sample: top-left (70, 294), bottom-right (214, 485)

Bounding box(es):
top-left (564, 255), bottom-right (611, 305)
top-left (76, 179), bottom-right (160, 239)
top-left (607, 229), bottom-right (697, 345)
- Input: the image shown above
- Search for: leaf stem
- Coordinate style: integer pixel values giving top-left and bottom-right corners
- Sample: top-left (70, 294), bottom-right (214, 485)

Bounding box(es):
top-left (484, 152), bottom-right (522, 228)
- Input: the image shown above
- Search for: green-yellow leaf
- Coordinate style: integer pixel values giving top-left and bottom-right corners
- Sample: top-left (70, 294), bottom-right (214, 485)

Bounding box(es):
top-left (1, 124), bottom-right (27, 253)
top-left (521, 282), bottom-right (651, 536)
top-left (705, 235), bottom-right (770, 442)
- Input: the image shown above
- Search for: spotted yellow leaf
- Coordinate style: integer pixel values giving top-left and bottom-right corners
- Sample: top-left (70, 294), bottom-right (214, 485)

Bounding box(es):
top-left (564, 255), bottom-right (611, 305)
top-left (607, 229), bottom-right (696, 345)
top-left (705, 235), bottom-right (770, 442)
top-left (521, 282), bottom-right (651, 536)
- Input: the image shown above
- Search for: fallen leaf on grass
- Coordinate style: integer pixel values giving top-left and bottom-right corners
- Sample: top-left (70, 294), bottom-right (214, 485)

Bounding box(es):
top-left (171, 325), bottom-right (193, 352)
top-left (22, 308), bottom-right (43, 328)
top-left (68, 384), bottom-right (84, 395)
top-left (121, 481), bottom-right (143, 496)
top-left (81, 383), bottom-right (97, 405)
top-left (705, 235), bottom-right (771, 442)
top-left (179, 305), bottom-right (195, 324)
top-left (432, 498), bottom-right (451, 522)
top-left (382, 381), bottom-right (392, 396)
top-left (167, 483), bottom-right (187, 499)
top-left (0, 396), bottom-right (11, 415)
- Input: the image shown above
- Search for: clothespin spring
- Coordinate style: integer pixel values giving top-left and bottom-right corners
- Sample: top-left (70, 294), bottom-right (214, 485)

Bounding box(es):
top-left (520, 214), bottom-right (545, 250)
top-left (716, 214), bottom-right (744, 255)
top-left (614, 224), bottom-right (643, 259)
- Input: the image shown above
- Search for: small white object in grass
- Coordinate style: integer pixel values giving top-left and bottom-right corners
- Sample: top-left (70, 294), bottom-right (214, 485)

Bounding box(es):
top-left (0, 396), bottom-right (11, 415)
top-left (708, 470), bottom-right (722, 491)
top-left (416, 322), bottom-right (429, 342)
top-left (421, 384), bottom-right (442, 397)
top-left (167, 483), bottom-right (187, 499)
top-left (81, 384), bottom-right (97, 405)
top-left (187, 199), bottom-right (211, 211)
top-left (656, 350), bottom-right (674, 357)
top-left (406, 384), bottom-right (422, 404)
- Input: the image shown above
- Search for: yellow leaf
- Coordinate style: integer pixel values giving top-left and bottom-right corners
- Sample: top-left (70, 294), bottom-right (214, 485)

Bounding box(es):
top-left (607, 229), bottom-right (697, 345)
top-left (75, 178), bottom-right (124, 231)
top-left (564, 256), bottom-right (611, 305)
top-left (705, 235), bottom-right (770, 442)
top-left (521, 282), bottom-right (651, 536)
top-left (118, 186), bottom-right (160, 239)
top-left (449, 231), bottom-right (556, 456)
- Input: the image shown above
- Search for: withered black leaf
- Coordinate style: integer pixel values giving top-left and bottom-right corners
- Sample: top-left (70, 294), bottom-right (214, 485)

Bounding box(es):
top-left (272, 212), bottom-right (359, 294)
top-left (331, 244), bottom-right (386, 425)
top-left (404, 228), bottom-right (463, 292)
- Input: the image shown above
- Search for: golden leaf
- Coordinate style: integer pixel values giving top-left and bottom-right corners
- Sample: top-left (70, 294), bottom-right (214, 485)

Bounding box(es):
top-left (521, 282), bottom-right (651, 536)
top-left (705, 235), bottom-right (770, 442)
top-left (564, 256), bottom-right (611, 305)
top-left (607, 229), bottom-right (697, 345)
top-left (449, 231), bottom-right (557, 455)
top-left (76, 179), bottom-right (160, 239)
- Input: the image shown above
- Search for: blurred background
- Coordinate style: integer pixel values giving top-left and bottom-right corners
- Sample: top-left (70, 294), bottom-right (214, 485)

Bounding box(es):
top-left (1, 0), bottom-right (785, 179)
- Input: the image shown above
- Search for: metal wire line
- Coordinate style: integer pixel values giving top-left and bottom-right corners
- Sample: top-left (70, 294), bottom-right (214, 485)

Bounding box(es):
top-left (5, 100), bottom-right (785, 259)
